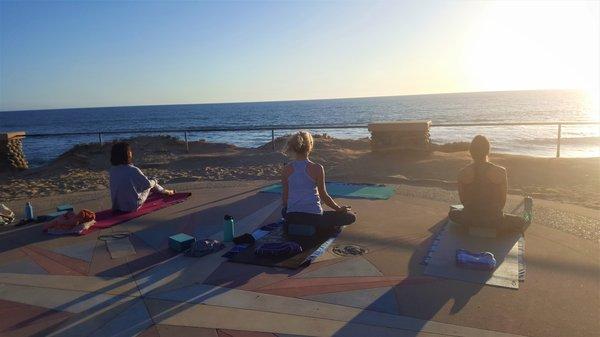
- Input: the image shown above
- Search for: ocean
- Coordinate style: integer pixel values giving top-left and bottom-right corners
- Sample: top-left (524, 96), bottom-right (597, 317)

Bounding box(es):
top-left (1, 90), bottom-right (598, 167)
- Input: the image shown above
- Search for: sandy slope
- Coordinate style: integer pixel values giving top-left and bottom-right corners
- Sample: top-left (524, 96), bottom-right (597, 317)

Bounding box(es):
top-left (1, 135), bottom-right (599, 210)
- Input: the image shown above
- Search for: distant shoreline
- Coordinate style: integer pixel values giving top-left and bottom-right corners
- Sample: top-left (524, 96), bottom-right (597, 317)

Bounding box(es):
top-left (3, 90), bottom-right (597, 163)
top-left (0, 88), bottom-right (587, 113)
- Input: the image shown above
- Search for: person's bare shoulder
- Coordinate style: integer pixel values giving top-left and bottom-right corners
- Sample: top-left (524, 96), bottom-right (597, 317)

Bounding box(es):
top-left (487, 163), bottom-right (507, 184)
top-left (308, 161), bottom-right (323, 172)
top-left (307, 161), bottom-right (324, 179)
top-left (282, 163), bottom-right (293, 177)
top-left (458, 164), bottom-right (475, 184)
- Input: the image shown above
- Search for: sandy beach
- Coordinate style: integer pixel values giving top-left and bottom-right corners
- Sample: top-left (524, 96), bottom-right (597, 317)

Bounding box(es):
top-left (1, 135), bottom-right (598, 211)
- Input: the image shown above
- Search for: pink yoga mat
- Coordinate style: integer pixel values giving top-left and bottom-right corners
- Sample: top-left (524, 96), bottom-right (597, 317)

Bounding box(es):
top-left (80, 192), bottom-right (191, 235)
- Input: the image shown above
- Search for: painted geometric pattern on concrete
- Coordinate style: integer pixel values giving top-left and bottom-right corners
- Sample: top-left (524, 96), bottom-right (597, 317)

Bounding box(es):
top-left (0, 188), bottom-right (529, 337)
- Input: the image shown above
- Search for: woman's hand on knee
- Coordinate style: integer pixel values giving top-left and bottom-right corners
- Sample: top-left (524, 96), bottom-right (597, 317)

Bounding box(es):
top-left (338, 205), bottom-right (352, 212)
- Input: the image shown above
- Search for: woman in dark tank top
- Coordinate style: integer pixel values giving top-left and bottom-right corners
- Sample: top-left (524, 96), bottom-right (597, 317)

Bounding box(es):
top-left (450, 135), bottom-right (529, 232)
top-left (461, 161), bottom-right (504, 226)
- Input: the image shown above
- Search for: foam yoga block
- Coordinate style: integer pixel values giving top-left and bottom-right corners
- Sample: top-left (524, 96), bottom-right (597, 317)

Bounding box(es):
top-left (56, 204), bottom-right (74, 212)
top-left (169, 233), bottom-right (195, 252)
top-left (46, 210), bottom-right (68, 219)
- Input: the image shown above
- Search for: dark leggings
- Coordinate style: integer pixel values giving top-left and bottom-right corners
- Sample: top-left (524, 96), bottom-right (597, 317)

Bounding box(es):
top-left (448, 209), bottom-right (529, 233)
top-left (284, 210), bottom-right (357, 234)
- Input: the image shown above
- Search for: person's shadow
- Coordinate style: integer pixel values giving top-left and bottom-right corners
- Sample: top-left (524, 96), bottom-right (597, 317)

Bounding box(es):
top-left (403, 219), bottom-right (485, 310)
top-left (7, 192), bottom-right (306, 337)
top-left (332, 218), bottom-right (485, 337)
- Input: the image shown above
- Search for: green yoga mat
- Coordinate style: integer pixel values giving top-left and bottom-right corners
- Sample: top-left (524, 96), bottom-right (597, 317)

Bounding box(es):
top-left (261, 182), bottom-right (395, 200)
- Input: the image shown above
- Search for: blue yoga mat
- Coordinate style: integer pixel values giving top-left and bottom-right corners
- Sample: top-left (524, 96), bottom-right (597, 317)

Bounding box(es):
top-left (261, 182), bottom-right (395, 200)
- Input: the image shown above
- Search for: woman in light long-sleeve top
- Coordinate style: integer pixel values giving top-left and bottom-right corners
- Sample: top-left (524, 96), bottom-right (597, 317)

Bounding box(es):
top-left (109, 142), bottom-right (174, 212)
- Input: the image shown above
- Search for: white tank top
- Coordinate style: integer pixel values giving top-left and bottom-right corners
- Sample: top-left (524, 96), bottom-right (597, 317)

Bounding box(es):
top-left (286, 160), bottom-right (323, 214)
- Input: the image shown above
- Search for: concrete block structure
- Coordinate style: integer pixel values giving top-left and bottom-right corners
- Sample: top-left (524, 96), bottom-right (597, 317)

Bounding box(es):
top-left (0, 131), bottom-right (28, 171)
top-left (368, 120), bottom-right (431, 152)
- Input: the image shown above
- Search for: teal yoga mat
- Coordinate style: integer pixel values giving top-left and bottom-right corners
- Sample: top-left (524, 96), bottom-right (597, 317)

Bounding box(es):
top-left (261, 182), bottom-right (395, 200)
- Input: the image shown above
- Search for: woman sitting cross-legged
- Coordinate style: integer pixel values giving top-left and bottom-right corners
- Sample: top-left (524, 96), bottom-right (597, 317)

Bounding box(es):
top-left (449, 135), bottom-right (530, 233)
top-left (281, 131), bottom-right (356, 234)
top-left (109, 142), bottom-right (174, 212)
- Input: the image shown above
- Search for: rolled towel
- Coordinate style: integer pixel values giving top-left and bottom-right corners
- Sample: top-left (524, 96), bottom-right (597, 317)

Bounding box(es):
top-left (455, 249), bottom-right (497, 271)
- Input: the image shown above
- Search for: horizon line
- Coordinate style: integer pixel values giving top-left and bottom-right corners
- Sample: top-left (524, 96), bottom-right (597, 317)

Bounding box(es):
top-left (0, 88), bottom-right (585, 113)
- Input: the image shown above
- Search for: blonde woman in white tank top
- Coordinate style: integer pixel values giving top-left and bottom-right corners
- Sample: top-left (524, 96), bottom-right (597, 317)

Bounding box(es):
top-left (281, 131), bottom-right (356, 234)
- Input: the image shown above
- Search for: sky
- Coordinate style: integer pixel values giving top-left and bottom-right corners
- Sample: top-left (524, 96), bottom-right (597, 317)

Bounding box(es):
top-left (0, 0), bottom-right (599, 111)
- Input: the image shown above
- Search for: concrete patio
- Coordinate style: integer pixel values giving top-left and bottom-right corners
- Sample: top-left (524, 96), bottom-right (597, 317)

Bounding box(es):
top-left (0, 181), bottom-right (598, 337)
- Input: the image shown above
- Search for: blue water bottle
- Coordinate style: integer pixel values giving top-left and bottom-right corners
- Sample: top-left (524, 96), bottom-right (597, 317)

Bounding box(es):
top-left (223, 215), bottom-right (235, 242)
top-left (25, 202), bottom-right (34, 220)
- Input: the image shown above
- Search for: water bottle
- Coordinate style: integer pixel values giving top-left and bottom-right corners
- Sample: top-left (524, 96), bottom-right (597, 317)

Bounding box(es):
top-left (523, 196), bottom-right (533, 223)
top-left (25, 202), bottom-right (34, 220)
top-left (223, 215), bottom-right (235, 242)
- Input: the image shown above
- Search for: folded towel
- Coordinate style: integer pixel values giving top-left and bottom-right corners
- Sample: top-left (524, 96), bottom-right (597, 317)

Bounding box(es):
top-left (44, 209), bottom-right (95, 232)
top-left (46, 220), bottom-right (96, 235)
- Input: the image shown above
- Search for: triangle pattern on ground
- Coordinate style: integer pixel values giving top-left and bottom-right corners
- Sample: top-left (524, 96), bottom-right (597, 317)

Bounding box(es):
top-left (299, 257), bottom-right (382, 278)
top-left (301, 286), bottom-right (400, 315)
top-left (48, 240), bottom-right (98, 262)
top-left (0, 258), bottom-right (48, 275)
top-left (88, 299), bottom-right (153, 337)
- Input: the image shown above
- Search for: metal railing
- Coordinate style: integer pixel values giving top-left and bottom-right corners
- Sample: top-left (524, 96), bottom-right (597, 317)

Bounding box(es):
top-left (25, 121), bottom-right (600, 158)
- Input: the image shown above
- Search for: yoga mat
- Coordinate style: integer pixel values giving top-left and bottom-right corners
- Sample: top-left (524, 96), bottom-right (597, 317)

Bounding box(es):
top-left (424, 222), bottom-right (522, 289)
top-left (261, 182), bottom-right (395, 200)
top-left (80, 192), bottom-right (191, 235)
top-left (229, 226), bottom-right (338, 269)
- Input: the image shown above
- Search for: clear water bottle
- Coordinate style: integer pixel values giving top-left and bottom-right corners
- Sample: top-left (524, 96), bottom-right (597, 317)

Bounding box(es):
top-left (223, 215), bottom-right (235, 242)
top-left (25, 202), bottom-right (34, 220)
top-left (523, 196), bottom-right (533, 223)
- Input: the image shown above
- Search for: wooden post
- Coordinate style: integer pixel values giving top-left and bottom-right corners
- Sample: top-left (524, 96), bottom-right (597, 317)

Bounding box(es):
top-left (184, 131), bottom-right (189, 153)
top-left (556, 123), bottom-right (562, 158)
top-left (271, 129), bottom-right (275, 152)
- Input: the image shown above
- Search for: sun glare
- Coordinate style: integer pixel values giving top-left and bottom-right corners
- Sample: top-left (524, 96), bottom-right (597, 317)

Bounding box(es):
top-left (462, 1), bottom-right (599, 98)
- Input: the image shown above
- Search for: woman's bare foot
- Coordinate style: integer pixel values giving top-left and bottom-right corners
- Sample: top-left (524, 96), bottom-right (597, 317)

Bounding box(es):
top-left (162, 189), bottom-right (175, 196)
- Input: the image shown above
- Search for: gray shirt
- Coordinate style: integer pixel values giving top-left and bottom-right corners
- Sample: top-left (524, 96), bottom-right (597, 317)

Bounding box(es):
top-left (109, 164), bottom-right (153, 212)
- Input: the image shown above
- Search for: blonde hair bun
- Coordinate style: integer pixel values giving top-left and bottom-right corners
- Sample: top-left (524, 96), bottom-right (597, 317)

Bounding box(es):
top-left (286, 131), bottom-right (314, 155)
